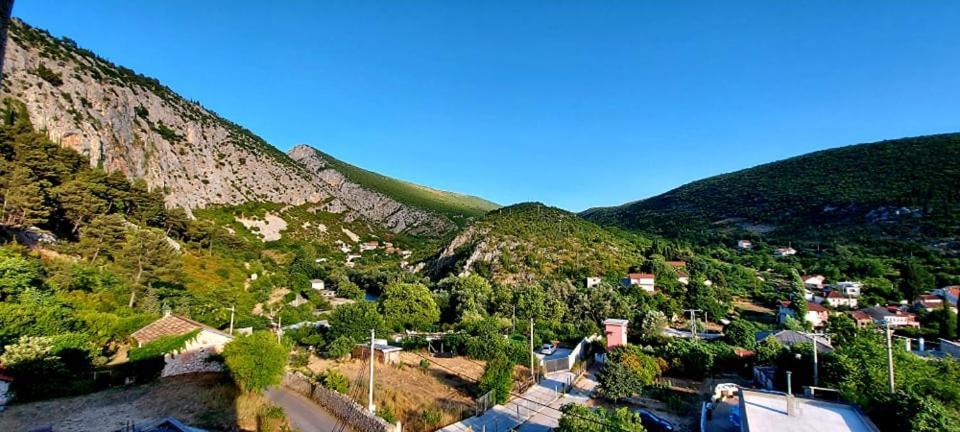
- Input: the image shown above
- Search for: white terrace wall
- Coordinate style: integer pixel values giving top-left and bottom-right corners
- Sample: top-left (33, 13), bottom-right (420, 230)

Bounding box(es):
top-left (283, 372), bottom-right (399, 432)
top-left (161, 329), bottom-right (232, 377)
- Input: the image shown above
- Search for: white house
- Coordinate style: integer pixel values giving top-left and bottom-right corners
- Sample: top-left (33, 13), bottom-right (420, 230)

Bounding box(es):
top-left (622, 273), bottom-right (655, 293)
top-left (861, 306), bottom-right (919, 328)
top-left (778, 300), bottom-right (829, 328)
top-left (359, 241), bottom-right (379, 252)
top-left (774, 247), bottom-right (796, 257)
top-left (802, 275), bottom-right (826, 289)
top-left (821, 291), bottom-right (858, 309)
top-left (834, 281), bottom-right (862, 297)
top-left (131, 313), bottom-right (235, 377)
top-left (676, 271), bottom-right (690, 285)
top-left (586, 277), bottom-right (602, 288)
top-left (737, 240), bottom-right (753, 249)
top-left (310, 279), bottom-right (325, 290)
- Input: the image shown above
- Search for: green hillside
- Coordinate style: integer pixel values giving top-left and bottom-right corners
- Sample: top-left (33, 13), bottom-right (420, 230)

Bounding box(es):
top-left (582, 133), bottom-right (960, 242)
top-left (313, 149), bottom-right (499, 223)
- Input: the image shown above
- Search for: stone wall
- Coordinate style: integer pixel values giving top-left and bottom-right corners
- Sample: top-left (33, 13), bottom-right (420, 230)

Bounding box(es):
top-left (161, 347), bottom-right (225, 377)
top-left (283, 372), bottom-right (398, 432)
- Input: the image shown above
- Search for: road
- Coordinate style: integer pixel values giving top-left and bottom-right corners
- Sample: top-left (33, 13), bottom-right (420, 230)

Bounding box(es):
top-left (439, 372), bottom-right (575, 432)
top-left (516, 370), bottom-right (598, 432)
top-left (265, 386), bottom-right (344, 432)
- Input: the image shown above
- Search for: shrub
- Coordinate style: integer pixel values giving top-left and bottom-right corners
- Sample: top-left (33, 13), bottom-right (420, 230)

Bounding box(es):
top-left (377, 405), bottom-right (397, 424)
top-left (36, 63), bottom-right (64, 86)
top-left (223, 332), bottom-right (289, 393)
top-left (318, 368), bottom-right (349, 394)
top-left (478, 355), bottom-right (513, 404)
top-left (326, 336), bottom-right (355, 359)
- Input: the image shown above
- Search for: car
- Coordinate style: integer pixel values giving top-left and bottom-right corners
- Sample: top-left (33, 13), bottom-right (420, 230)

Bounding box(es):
top-left (634, 409), bottom-right (675, 432)
top-left (540, 343), bottom-right (557, 355)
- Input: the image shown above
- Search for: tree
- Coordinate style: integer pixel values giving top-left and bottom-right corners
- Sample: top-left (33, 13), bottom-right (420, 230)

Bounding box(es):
top-left (52, 175), bottom-right (107, 233)
top-left (116, 227), bottom-right (181, 308)
top-left (724, 319), bottom-right (757, 349)
top-left (939, 301), bottom-right (957, 340)
top-left (0, 167), bottom-right (50, 227)
top-left (638, 310), bottom-right (668, 342)
top-left (478, 355), bottom-right (513, 404)
top-left (380, 281), bottom-right (439, 331)
top-left (898, 260), bottom-right (932, 302)
top-left (223, 332), bottom-right (289, 393)
top-left (826, 312), bottom-right (859, 347)
top-left (598, 345), bottom-right (661, 400)
top-left (0, 252), bottom-right (44, 300)
top-left (326, 336), bottom-right (355, 359)
top-left (755, 335), bottom-right (785, 365)
top-left (77, 214), bottom-right (127, 262)
top-left (439, 274), bottom-right (493, 322)
top-left (327, 301), bottom-right (385, 343)
top-left (556, 405), bottom-right (645, 432)
top-left (317, 368), bottom-right (349, 393)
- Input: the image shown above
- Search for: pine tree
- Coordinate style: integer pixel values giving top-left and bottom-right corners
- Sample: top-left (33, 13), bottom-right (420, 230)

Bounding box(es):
top-left (0, 167), bottom-right (50, 227)
top-left (77, 214), bottom-right (127, 262)
top-left (117, 227), bottom-right (181, 308)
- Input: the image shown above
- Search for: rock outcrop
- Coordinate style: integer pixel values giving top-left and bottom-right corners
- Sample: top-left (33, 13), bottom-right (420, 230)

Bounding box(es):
top-left (0, 19), bottom-right (459, 235)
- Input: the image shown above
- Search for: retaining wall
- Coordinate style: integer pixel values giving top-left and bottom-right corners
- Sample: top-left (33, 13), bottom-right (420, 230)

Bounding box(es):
top-left (283, 372), bottom-right (398, 432)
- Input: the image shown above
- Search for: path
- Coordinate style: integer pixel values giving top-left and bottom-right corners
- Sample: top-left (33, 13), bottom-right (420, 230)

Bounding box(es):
top-left (439, 372), bottom-right (576, 432)
top-left (265, 387), bottom-right (344, 432)
top-left (516, 370), bottom-right (598, 431)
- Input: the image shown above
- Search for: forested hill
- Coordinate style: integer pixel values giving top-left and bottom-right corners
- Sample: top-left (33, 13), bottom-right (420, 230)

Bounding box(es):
top-left (582, 133), bottom-right (960, 242)
top-left (0, 19), bottom-right (491, 235)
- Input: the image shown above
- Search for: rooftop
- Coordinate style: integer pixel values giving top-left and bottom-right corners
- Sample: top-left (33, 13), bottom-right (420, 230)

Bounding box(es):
top-left (740, 389), bottom-right (879, 432)
top-left (131, 314), bottom-right (232, 345)
top-left (604, 318), bottom-right (629, 326)
top-left (755, 330), bottom-right (833, 353)
top-left (627, 273), bottom-right (655, 279)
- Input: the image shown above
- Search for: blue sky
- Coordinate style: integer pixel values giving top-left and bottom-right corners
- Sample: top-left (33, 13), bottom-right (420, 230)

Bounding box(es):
top-left (14, 1), bottom-right (960, 211)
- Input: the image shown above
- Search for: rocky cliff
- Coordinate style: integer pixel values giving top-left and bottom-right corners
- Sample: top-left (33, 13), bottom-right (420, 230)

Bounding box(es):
top-left (0, 19), bottom-right (467, 235)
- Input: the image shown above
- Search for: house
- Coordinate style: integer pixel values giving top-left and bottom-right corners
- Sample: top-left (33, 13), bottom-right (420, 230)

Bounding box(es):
top-left (586, 277), bottom-right (602, 288)
top-left (352, 340), bottom-right (403, 365)
top-left (0, 366), bottom-right (12, 408)
top-left (935, 286), bottom-right (960, 306)
top-left (801, 275), bottom-right (826, 289)
top-left (849, 310), bottom-right (873, 329)
top-left (676, 270), bottom-right (690, 285)
top-left (737, 240), bottom-right (753, 249)
top-left (821, 290), bottom-right (858, 309)
top-left (621, 273), bottom-right (655, 292)
top-left (860, 306), bottom-right (920, 328)
top-left (755, 330), bottom-right (833, 353)
top-left (774, 247), bottom-right (796, 257)
top-left (319, 289), bottom-right (337, 298)
top-left (834, 281), bottom-right (862, 297)
top-left (913, 294), bottom-right (945, 313)
top-left (130, 313), bottom-right (234, 377)
top-left (778, 301), bottom-right (828, 327)
top-left (359, 240), bottom-right (379, 252)
top-left (603, 319), bottom-right (629, 350)
top-left (310, 279), bottom-right (325, 290)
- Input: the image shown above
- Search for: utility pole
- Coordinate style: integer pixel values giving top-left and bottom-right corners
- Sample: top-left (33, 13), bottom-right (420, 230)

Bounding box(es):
top-left (277, 314), bottom-right (282, 344)
top-left (369, 329), bottom-right (376, 412)
top-left (803, 331), bottom-right (827, 386)
top-left (228, 305), bottom-right (236, 335)
top-left (683, 309), bottom-right (703, 340)
top-left (530, 318), bottom-right (536, 382)
top-left (885, 323), bottom-right (895, 393)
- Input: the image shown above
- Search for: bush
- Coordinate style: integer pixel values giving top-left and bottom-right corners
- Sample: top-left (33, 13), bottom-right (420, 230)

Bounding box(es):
top-left (377, 405), bottom-right (397, 424)
top-left (478, 355), bottom-right (513, 404)
top-left (318, 368), bottom-right (349, 393)
top-left (223, 332), bottom-right (289, 393)
top-left (35, 63), bottom-right (63, 86)
top-left (326, 336), bottom-right (355, 359)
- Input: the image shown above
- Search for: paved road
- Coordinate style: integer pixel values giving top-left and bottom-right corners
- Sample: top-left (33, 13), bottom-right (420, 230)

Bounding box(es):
top-left (517, 371), bottom-right (598, 432)
top-left (440, 372), bottom-right (575, 432)
top-left (265, 387), bottom-right (344, 432)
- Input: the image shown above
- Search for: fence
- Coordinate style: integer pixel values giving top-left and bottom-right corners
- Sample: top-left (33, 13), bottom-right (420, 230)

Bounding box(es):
top-left (282, 372), bottom-right (398, 432)
top-left (474, 389), bottom-right (496, 416)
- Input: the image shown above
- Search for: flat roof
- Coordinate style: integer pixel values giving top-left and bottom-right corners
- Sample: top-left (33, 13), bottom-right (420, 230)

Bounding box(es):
top-left (740, 389), bottom-right (878, 432)
top-left (603, 319), bottom-right (629, 325)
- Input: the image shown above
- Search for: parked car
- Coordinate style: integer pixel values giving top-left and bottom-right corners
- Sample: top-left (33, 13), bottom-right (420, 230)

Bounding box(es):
top-left (540, 343), bottom-right (557, 355)
top-left (634, 409), bottom-right (675, 432)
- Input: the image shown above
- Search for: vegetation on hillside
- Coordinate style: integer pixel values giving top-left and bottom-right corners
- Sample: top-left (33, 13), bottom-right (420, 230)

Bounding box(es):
top-left (308, 147), bottom-right (499, 223)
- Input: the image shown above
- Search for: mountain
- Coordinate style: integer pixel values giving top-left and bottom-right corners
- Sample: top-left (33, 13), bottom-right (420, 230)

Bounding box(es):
top-left (428, 202), bottom-right (655, 284)
top-left (582, 134), bottom-right (960, 243)
top-left (0, 19), bottom-right (493, 235)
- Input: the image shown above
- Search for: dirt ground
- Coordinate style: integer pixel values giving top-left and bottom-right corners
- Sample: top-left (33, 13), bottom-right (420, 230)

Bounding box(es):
top-left (307, 350), bottom-right (488, 432)
top-left (0, 373), bottom-right (242, 432)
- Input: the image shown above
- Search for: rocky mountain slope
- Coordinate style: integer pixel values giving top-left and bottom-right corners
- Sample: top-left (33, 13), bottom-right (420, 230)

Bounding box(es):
top-left (0, 19), bottom-right (489, 235)
top-left (582, 133), bottom-right (960, 243)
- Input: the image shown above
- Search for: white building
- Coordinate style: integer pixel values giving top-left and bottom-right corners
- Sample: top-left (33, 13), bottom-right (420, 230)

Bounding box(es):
top-left (774, 247), bottom-right (797, 257)
top-left (310, 279), bottom-right (325, 290)
top-left (834, 281), bottom-right (863, 297)
top-left (737, 240), bottom-right (753, 249)
top-left (622, 273), bottom-right (655, 292)
top-left (586, 277), bottom-right (602, 288)
top-left (130, 314), bottom-right (235, 377)
top-left (822, 291), bottom-right (858, 309)
top-left (802, 275), bottom-right (826, 289)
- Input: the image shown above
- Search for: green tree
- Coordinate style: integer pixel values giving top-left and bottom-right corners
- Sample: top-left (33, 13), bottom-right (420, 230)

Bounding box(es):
top-left (223, 332), bottom-right (289, 393)
top-left (117, 227), bottom-right (181, 308)
top-left (724, 319), bottom-right (757, 349)
top-left (318, 368), bottom-right (349, 393)
top-left (939, 301), bottom-right (957, 340)
top-left (0, 252), bottom-right (45, 300)
top-left (638, 310), bottom-right (668, 342)
top-left (556, 405), bottom-right (645, 432)
top-left (52, 175), bottom-right (108, 233)
top-left (478, 355), bottom-right (513, 404)
top-left (439, 274), bottom-right (493, 322)
top-left (598, 346), bottom-right (661, 400)
top-left (77, 214), bottom-right (127, 262)
top-left (326, 336), bottom-right (355, 359)
top-left (755, 335), bottom-right (785, 365)
top-left (327, 301), bottom-right (385, 343)
top-left (898, 260), bottom-right (932, 302)
top-left (380, 281), bottom-right (439, 331)
top-left (0, 167), bottom-right (50, 227)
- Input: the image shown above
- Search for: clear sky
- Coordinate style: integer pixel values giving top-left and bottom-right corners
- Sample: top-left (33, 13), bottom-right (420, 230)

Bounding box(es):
top-left (13, 1), bottom-right (960, 211)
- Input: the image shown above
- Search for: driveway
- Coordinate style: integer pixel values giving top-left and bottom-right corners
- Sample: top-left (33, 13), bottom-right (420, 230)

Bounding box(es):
top-left (517, 370), bottom-right (598, 432)
top-left (439, 372), bottom-right (575, 432)
top-left (265, 387), bottom-right (344, 432)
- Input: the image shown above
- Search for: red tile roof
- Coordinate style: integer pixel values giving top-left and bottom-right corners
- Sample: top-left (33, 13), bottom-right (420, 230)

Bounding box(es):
top-left (131, 314), bottom-right (231, 345)
top-left (627, 273), bottom-right (655, 279)
top-left (807, 302), bottom-right (828, 312)
top-left (850, 310), bottom-right (871, 321)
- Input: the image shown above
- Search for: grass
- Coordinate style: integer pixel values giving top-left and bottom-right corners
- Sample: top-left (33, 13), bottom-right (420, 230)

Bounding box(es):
top-left (310, 148), bottom-right (499, 224)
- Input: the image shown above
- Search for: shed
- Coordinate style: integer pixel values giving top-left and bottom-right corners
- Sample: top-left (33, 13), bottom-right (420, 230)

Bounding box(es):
top-left (352, 341), bottom-right (403, 365)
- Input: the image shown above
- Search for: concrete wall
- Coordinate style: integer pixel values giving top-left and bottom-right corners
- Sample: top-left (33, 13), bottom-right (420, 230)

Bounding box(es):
top-left (161, 329), bottom-right (232, 377)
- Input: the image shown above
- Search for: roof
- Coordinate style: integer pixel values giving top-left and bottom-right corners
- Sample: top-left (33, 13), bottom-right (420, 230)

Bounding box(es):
top-left (802, 275), bottom-right (824, 281)
top-left (604, 318), bottom-right (629, 326)
top-left (739, 389), bottom-right (879, 432)
top-left (676, 270), bottom-right (690, 278)
top-left (755, 330), bottom-right (834, 353)
top-left (666, 261), bottom-right (686, 268)
top-left (131, 314), bottom-right (233, 345)
top-left (807, 302), bottom-right (828, 312)
top-left (135, 416), bottom-right (207, 432)
top-left (627, 273), bottom-right (655, 279)
top-left (850, 310), bottom-right (871, 321)
top-left (860, 306), bottom-right (916, 321)
top-left (356, 343), bottom-right (403, 353)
